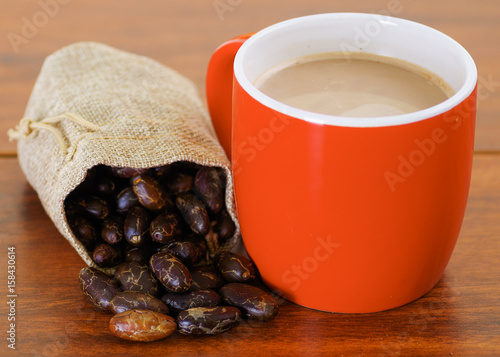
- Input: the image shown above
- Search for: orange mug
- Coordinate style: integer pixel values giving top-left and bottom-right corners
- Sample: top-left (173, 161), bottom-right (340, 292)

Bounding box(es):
top-left (206, 13), bottom-right (477, 313)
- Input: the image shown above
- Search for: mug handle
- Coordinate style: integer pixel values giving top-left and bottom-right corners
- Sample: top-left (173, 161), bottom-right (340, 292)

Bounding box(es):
top-left (206, 33), bottom-right (254, 160)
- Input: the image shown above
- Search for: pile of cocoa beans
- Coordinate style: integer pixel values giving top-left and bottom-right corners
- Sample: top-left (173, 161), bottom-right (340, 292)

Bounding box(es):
top-left (66, 163), bottom-right (278, 341)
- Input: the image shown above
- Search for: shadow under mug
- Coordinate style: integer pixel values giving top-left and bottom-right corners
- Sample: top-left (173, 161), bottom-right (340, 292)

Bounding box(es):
top-left (206, 13), bottom-right (477, 313)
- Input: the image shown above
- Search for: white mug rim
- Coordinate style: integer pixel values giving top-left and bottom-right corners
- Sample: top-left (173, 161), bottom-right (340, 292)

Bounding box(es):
top-left (233, 13), bottom-right (477, 128)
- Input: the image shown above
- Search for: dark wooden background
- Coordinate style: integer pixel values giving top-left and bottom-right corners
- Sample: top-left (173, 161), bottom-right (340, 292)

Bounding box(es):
top-left (1, 0), bottom-right (499, 355)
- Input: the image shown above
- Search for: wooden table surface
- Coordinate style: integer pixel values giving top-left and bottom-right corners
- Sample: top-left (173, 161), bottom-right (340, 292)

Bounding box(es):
top-left (1, 1), bottom-right (499, 356)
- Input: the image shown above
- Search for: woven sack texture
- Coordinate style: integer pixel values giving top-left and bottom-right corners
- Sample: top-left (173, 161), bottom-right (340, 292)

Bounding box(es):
top-left (8, 42), bottom-right (240, 272)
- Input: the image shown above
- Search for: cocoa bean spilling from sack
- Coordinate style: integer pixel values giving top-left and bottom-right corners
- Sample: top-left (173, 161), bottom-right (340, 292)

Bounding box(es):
top-left (79, 248), bottom-right (280, 341)
top-left (66, 163), bottom-right (235, 269)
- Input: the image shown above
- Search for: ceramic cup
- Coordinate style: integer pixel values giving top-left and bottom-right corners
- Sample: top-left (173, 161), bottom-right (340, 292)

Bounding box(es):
top-left (206, 13), bottom-right (477, 313)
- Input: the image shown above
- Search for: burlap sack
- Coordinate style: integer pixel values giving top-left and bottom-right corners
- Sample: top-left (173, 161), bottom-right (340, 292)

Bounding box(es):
top-left (8, 42), bottom-right (240, 272)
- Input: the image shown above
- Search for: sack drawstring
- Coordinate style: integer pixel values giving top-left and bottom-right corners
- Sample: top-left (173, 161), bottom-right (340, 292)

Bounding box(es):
top-left (7, 112), bottom-right (100, 155)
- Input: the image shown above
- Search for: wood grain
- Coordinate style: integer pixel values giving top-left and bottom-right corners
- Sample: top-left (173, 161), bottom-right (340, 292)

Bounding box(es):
top-left (0, 155), bottom-right (498, 356)
top-left (0, 1), bottom-right (499, 355)
top-left (0, 0), bottom-right (499, 153)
